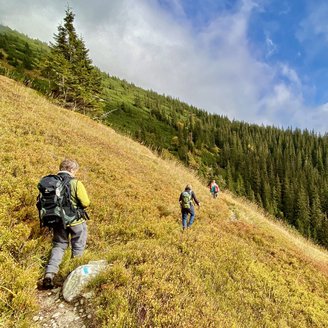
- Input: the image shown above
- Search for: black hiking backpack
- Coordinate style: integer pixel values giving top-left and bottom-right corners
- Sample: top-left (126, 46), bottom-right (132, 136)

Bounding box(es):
top-left (36, 174), bottom-right (79, 228)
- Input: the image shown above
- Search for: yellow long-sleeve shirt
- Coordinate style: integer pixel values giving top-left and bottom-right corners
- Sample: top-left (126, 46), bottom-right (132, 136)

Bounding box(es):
top-left (70, 179), bottom-right (90, 208)
top-left (69, 179), bottom-right (90, 226)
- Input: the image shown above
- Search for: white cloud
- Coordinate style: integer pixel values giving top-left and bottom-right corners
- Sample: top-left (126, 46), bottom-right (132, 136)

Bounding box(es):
top-left (319, 103), bottom-right (328, 112)
top-left (297, 2), bottom-right (328, 59)
top-left (0, 0), bottom-right (62, 42)
top-left (299, 2), bottom-right (328, 41)
top-left (265, 36), bottom-right (277, 58)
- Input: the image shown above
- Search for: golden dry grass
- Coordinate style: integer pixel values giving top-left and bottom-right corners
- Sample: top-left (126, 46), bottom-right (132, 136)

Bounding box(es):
top-left (223, 192), bottom-right (328, 273)
top-left (1, 75), bottom-right (328, 327)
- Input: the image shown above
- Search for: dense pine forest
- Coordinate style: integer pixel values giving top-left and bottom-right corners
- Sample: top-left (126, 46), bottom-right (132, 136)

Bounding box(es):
top-left (1, 9), bottom-right (328, 248)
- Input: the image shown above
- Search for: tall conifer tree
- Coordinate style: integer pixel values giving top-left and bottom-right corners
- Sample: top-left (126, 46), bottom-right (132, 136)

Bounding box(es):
top-left (42, 7), bottom-right (100, 109)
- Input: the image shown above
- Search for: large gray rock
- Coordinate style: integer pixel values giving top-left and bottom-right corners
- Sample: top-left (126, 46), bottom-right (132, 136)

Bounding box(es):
top-left (62, 260), bottom-right (108, 302)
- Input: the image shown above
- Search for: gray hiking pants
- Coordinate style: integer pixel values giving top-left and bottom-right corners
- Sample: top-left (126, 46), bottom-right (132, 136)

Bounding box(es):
top-left (46, 222), bottom-right (87, 274)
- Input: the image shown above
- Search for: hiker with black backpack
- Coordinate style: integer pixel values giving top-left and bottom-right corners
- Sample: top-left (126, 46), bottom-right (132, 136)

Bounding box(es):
top-left (37, 159), bottom-right (90, 289)
top-left (179, 184), bottom-right (200, 230)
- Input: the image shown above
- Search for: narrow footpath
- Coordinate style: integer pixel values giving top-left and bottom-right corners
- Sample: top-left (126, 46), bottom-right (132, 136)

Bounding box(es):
top-left (33, 288), bottom-right (93, 328)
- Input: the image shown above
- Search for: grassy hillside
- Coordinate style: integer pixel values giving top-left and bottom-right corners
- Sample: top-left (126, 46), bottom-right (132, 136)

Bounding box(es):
top-left (1, 75), bottom-right (328, 327)
top-left (0, 24), bottom-right (49, 67)
top-left (2, 24), bottom-right (328, 251)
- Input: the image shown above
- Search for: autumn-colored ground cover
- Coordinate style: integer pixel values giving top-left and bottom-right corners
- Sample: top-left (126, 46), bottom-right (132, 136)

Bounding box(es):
top-left (0, 76), bottom-right (328, 327)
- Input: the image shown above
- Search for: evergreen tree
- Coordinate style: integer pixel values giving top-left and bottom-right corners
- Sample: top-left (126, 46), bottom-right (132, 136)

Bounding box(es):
top-left (310, 191), bottom-right (324, 241)
top-left (226, 162), bottom-right (234, 192)
top-left (42, 7), bottom-right (101, 109)
top-left (235, 174), bottom-right (246, 196)
top-left (295, 186), bottom-right (311, 237)
top-left (22, 42), bottom-right (33, 69)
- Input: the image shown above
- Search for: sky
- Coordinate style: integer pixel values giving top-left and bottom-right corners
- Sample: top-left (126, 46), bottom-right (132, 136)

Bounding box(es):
top-left (1, 0), bottom-right (328, 134)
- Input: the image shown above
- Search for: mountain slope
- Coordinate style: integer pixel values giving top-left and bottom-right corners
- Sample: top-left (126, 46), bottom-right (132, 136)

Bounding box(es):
top-left (2, 25), bottom-right (328, 250)
top-left (1, 75), bottom-right (328, 327)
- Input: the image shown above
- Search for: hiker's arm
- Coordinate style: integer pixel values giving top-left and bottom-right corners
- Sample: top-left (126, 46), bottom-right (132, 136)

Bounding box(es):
top-left (192, 192), bottom-right (200, 206)
top-left (76, 181), bottom-right (91, 208)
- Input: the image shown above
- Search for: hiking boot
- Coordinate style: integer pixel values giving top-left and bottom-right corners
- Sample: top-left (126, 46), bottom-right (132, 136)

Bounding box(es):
top-left (42, 272), bottom-right (55, 289)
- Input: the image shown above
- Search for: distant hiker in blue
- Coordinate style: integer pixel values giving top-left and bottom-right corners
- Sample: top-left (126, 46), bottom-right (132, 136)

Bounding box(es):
top-left (179, 184), bottom-right (200, 230)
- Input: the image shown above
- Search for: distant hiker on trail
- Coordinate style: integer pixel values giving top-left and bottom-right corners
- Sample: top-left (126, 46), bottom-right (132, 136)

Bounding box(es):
top-left (37, 159), bottom-right (90, 289)
top-left (209, 180), bottom-right (220, 198)
top-left (179, 184), bottom-right (200, 230)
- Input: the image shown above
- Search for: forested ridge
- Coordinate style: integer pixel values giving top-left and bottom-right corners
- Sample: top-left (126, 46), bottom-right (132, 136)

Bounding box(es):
top-left (126, 99), bottom-right (328, 247)
top-left (1, 10), bottom-right (328, 248)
